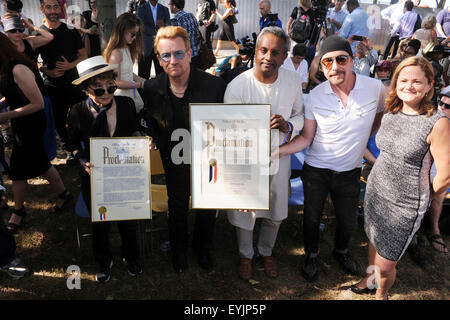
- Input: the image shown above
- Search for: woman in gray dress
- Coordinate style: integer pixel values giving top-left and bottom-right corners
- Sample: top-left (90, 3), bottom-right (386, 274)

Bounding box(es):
top-left (350, 56), bottom-right (450, 300)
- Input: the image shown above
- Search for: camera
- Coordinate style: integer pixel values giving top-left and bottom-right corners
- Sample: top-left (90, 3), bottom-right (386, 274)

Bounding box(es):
top-left (238, 33), bottom-right (258, 68)
top-left (265, 13), bottom-right (279, 27)
top-left (312, 0), bottom-right (330, 24)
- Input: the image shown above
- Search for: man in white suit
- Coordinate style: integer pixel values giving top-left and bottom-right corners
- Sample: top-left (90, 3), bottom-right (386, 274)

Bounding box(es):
top-left (224, 27), bottom-right (304, 280)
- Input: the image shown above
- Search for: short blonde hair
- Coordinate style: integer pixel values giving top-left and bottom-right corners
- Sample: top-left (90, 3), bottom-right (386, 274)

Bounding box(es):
top-left (422, 15), bottom-right (437, 30)
top-left (299, 0), bottom-right (312, 9)
top-left (153, 26), bottom-right (190, 55)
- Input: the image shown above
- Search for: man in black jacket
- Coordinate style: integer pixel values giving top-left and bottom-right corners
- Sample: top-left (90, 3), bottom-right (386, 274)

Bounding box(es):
top-left (142, 26), bottom-right (227, 273)
top-left (196, 0), bottom-right (217, 50)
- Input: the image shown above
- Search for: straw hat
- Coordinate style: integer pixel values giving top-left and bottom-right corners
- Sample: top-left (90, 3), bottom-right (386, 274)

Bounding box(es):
top-left (72, 56), bottom-right (118, 85)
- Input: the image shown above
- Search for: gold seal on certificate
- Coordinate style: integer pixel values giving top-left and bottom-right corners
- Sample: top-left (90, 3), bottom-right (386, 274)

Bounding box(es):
top-left (190, 104), bottom-right (271, 210)
top-left (98, 206), bottom-right (107, 221)
top-left (90, 137), bottom-right (151, 222)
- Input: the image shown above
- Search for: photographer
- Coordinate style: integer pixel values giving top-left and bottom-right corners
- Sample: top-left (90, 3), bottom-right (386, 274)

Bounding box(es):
top-left (196, 0), bottom-right (217, 50)
top-left (259, 0), bottom-right (281, 31)
top-left (324, 0), bottom-right (347, 36)
top-left (337, 0), bottom-right (369, 53)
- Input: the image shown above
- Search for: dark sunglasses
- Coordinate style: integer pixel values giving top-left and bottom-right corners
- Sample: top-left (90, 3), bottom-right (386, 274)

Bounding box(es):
top-left (129, 32), bottom-right (137, 38)
top-left (321, 55), bottom-right (350, 70)
top-left (90, 85), bottom-right (117, 97)
top-left (439, 100), bottom-right (450, 109)
top-left (8, 29), bottom-right (25, 34)
top-left (159, 50), bottom-right (186, 62)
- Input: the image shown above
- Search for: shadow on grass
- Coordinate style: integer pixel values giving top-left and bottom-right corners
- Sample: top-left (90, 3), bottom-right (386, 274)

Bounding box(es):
top-left (1, 160), bottom-right (449, 299)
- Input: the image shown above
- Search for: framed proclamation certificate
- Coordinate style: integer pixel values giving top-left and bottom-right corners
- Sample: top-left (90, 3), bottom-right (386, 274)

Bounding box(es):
top-left (90, 137), bottom-right (151, 222)
top-left (190, 104), bottom-right (271, 210)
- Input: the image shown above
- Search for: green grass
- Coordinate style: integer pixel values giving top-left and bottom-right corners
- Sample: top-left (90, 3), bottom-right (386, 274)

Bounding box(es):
top-left (0, 154), bottom-right (449, 300)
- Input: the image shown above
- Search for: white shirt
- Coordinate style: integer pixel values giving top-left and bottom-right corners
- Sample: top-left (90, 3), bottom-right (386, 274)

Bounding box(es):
top-left (305, 74), bottom-right (385, 172)
top-left (282, 57), bottom-right (308, 86)
top-left (391, 10), bottom-right (418, 39)
top-left (224, 68), bottom-right (305, 229)
top-left (381, 2), bottom-right (405, 28)
top-left (225, 68), bottom-right (305, 139)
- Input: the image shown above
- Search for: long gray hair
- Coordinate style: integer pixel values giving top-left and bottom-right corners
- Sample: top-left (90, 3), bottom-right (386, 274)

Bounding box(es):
top-left (256, 26), bottom-right (290, 53)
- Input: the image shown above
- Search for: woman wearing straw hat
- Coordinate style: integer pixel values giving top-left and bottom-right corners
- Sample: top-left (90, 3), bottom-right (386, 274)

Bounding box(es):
top-left (68, 55), bottom-right (144, 283)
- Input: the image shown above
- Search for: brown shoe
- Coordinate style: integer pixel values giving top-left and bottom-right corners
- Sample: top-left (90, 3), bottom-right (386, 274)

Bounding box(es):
top-left (238, 258), bottom-right (252, 280)
top-left (262, 255), bottom-right (278, 278)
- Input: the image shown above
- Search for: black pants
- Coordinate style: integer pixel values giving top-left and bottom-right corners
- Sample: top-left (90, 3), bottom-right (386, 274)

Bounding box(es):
top-left (138, 51), bottom-right (163, 80)
top-left (81, 174), bottom-right (139, 269)
top-left (302, 163), bottom-right (361, 254)
top-left (199, 23), bottom-right (215, 50)
top-left (46, 83), bottom-right (85, 146)
top-left (164, 162), bottom-right (216, 257)
top-left (0, 212), bottom-right (15, 267)
top-left (382, 35), bottom-right (400, 59)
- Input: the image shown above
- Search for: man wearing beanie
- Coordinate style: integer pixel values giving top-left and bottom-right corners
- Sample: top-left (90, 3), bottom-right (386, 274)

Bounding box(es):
top-left (277, 35), bottom-right (385, 281)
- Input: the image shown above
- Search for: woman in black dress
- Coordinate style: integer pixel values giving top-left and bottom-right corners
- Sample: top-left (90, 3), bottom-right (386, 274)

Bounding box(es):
top-left (82, 0), bottom-right (101, 57)
top-left (214, 0), bottom-right (239, 56)
top-left (0, 33), bottom-right (72, 234)
top-left (4, 14), bottom-right (58, 162)
top-left (68, 55), bottom-right (145, 282)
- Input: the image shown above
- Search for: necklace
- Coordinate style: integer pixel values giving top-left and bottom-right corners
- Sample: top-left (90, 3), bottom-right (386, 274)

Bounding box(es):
top-left (170, 86), bottom-right (187, 95)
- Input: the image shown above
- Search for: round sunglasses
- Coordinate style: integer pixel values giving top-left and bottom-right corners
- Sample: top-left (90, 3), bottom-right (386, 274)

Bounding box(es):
top-left (159, 50), bottom-right (186, 62)
top-left (321, 55), bottom-right (351, 71)
top-left (90, 85), bottom-right (117, 97)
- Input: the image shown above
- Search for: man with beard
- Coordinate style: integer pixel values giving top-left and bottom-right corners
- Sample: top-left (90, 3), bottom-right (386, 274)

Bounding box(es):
top-left (36, 0), bottom-right (86, 152)
top-left (276, 35), bottom-right (385, 281)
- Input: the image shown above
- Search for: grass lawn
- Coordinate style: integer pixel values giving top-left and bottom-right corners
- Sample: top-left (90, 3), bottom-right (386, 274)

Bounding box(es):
top-left (0, 152), bottom-right (449, 300)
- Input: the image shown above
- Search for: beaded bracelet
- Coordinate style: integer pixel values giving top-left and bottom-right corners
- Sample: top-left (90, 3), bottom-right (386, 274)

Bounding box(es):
top-left (281, 122), bottom-right (293, 145)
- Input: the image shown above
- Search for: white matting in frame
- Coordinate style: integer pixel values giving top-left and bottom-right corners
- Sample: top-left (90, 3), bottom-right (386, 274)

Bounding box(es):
top-left (90, 137), bottom-right (151, 222)
top-left (190, 104), bottom-right (271, 210)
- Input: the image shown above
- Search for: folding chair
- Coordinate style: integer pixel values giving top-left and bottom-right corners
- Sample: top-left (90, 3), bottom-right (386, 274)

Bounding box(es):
top-left (74, 192), bottom-right (91, 245)
top-left (137, 149), bottom-right (169, 258)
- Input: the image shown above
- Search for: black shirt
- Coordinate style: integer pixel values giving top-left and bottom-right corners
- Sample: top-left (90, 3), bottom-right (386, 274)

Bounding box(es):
top-left (197, 0), bottom-right (216, 23)
top-left (36, 22), bottom-right (82, 85)
top-left (82, 10), bottom-right (101, 57)
top-left (169, 91), bottom-right (188, 130)
top-left (290, 6), bottom-right (316, 21)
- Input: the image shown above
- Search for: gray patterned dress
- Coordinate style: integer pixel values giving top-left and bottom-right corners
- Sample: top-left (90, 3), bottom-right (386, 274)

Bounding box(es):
top-left (364, 110), bottom-right (446, 261)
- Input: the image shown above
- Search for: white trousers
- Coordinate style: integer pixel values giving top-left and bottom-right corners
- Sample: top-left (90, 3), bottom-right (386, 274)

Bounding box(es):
top-left (236, 218), bottom-right (282, 259)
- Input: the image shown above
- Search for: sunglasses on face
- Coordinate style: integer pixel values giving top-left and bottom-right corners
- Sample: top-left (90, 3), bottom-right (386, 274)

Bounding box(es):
top-left (90, 85), bottom-right (117, 97)
top-left (159, 50), bottom-right (186, 62)
top-left (8, 29), bottom-right (25, 34)
top-left (321, 55), bottom-right (350, 70)
top-left (439, 101), bottom-right (450, 109)
top-left (129, 32), bottom-right (137, 38)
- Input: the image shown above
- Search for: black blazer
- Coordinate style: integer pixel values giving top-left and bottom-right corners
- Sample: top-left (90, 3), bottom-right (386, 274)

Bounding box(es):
top-left (137, 2), bottom-right (170, 56)
top-left (141, 67), bottom-right (227, 166)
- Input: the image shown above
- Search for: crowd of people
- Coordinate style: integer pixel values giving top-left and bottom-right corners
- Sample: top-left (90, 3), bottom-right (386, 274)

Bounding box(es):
top-left (0, 0), bottom-right (449, 301)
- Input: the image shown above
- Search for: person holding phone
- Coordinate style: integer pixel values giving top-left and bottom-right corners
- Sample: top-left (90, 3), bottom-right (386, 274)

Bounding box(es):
top-left (337, 0), bottom-right (369, 53)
